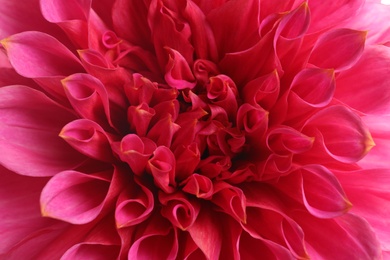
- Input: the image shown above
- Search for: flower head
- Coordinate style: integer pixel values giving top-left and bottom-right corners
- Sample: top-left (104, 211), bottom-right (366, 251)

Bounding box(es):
top-left (0, 0), bottom-right (389, 259)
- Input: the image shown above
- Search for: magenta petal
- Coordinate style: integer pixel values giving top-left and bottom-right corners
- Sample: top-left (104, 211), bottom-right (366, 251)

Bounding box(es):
top-left (61, 243), bottom-right (120, 260)
top-left (267, 126), bottom-right (314, 155)
top-left (40, 0), bottom-right (91, 22)
top-left (147, 146), bottom-right (177, 193)
top-left (336, 169), bottom-right (390, 252)
top-left (164, 47), bottom-right (196, 90)
top-left (187, 208), bottom-right (222, 260)
top-left (0, 86), bottom-right (85, 176)
top-left (0, 166), bottom-right (60, 254)
top-left (182, 174), bottom-right (214, 199)
top-left (309, 28), bottom-right (366, 71)
top-left (293, 211), bottom-right (382, 259)
top-left (62, 73), bottom-right (113, 129)
top-left (128, 215), bottom-right (178, 260)
top-left (160, 192), bottom-right (200, 230)
top-left (299, 165), bottom-right (352, 218)
top-left (40, 170), bottom-right (111, 224)
top-left (113, 134), bottom-right (156, 176)
top-left (1, 31), bottom-right (84, 77)
top-left (303, 105), bottom-right (375, 163)
top-left (335, 45), bottom-right (390, 115)
top-left (60, 119), bottom-right (115, 162)
top-left (115, 178), bottom-right (154, 228)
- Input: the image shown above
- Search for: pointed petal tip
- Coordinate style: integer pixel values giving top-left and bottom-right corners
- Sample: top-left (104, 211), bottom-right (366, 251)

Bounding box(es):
top-left (364, 134), bottom-right (376, 155)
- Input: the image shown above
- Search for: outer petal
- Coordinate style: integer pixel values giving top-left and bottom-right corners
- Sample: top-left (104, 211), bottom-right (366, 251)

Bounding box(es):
top-left (0, 0), bottom-right (61, 39)
top-left (0, 167), bottom-right (59, 254)
top-left (307, 0), bottom-right (364, 33)
top-left (0, 31), bottom-right (84, 77)
top-left (336, 169), bottom-right (390, 253)
top-left (309, 28), bottom-right (366, 72)
top-left (301, 106), bottom-right (375, 163)
top-left (335, 45), bottom-right (390, 115)
top-left (40, 170), bottom-right (111, 224)
top-left (293, 211), bottom-right (382, 259)
top-left (0, 86), bottom-right (85, 176)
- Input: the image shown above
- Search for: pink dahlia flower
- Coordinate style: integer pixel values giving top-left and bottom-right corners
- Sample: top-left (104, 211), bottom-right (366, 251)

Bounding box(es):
top-left (0, 0), bottom-right (390, 259)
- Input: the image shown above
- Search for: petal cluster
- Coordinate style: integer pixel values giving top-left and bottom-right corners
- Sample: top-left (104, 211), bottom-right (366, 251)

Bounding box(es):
top-left (0, 0), bottom-right (389, 259)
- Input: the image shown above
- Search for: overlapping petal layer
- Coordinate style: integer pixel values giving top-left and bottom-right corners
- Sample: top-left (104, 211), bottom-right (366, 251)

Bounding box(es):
top-left (0, 0), bottom-right (389, 259)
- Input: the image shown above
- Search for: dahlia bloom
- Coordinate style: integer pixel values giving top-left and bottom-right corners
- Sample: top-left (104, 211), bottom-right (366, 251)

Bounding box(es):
top-left (0, 0), bottom-right (389, 259)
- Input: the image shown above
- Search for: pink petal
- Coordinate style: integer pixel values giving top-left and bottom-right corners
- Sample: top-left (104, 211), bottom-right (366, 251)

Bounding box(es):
top-left (187, 208), bottom-right (222, 260)
top-left (112, 0), bottom-right (152, 50)
top-left (159, 192), bottom-right (200, 230)
top-left (0, 86), bottom-right (86, 176)
top-left (307, 0), bottom-right (364, 33)
top-left (299, 165), bottom-right (352, 218)
top-left (115, 178), bottom-right (154, 228)
top-left (147, 146), bottom-right (177, 193)
top-left (113, 134), bottom-right (156, 176)
top-left (1, 31), bottom-right (84, 77)
top-left (0, 167), bottom-right (60, 254)
top-left (335, 45), bottom-right (390, 115)
top-left (182, 174), bottom-right (214, 199)
top-left (212, 181), bottom-right (247, 223)
top-left (343, 1), bottom-right (390, 44)
top-left (164, 47), bottom-right (196, 90)
top-left (293, 211), bottom-right (382, 259)
top-left (302, 105), bottom-right (375, 163)
top-left (40, 0), bottom-right (91, 48)
top-left (0, 0), bottom-right (61, 39)
top-left (62, 73), bottom-right (113, 130)
top-left (40, 170), bottom-right (111, 224)
top-left (288, 68), bottom-right (335, 116)
top-left (309, 28), bottom-right (366, 71)
top-left (60, 119), bottom-right (116, 162)
top-left (267, 126), bottom-right (314, 155)
top-left (61, 243), bottom-right (120, 260)
top-left (207, 0), bottom-right (260, 55)
top-left (359, 115), bottom-right (390, 168)
top-left (174, 143), bottom-right (201, 180)
top-left (336, 169), bottom-right (390, 252)
top-left (128, 215), bottom-right (178, 260)
top-left (127, 103), bottom-right (156, 136)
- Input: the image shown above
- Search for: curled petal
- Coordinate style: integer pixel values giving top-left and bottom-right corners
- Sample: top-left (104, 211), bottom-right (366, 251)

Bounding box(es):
top-left (277, 2), bottom-right (310, 40)
top-left (159, 192), bottom-right (200, 230)
top-left (115, 178), bottom-right (154, 228)
top-left (237, 103), bottom-right (269, 138)
top-left (147, 146), bottom-right (177, 193)
top-left (164, 47), bottom-right (196, 90)
top-left (193, 59), bottom-right (219, 85)
top-left (300, 165), bottom-right (352, 218)
top-left (127, 103), bottom-right (156, 136)
top-left (241, 70), bottom-right (280, 110)
top-left (40, 0), bottom-right (91, 48)
top-left (112, 134), bottom-right (156, 176)
top-left (147, 114), bottom-right (180, 147)
top-left (174, 143), bottom-right (201, 180)
top-left (309, 28), bottom-right (366, 71)
top-left (212, 181), bottom-right (247, 223)
top-left (266, 126), bottom-right (314, 155)
top-left (0, 86), bottom-right (85, 176)
top-left (182, 174), bottom-right (214, 199)
top-left (303, 106), bottom-right (375, 163)
top-left (40, 170), bottom-right (112, 224)
top-left (62, 73), bottom-right (113, 129)
top-left (128, 215), bottom-right (178, 259)
top-left (287, 68), bottom-right (335, 119)
top-left (60, 119), bottom-right (115, 162)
